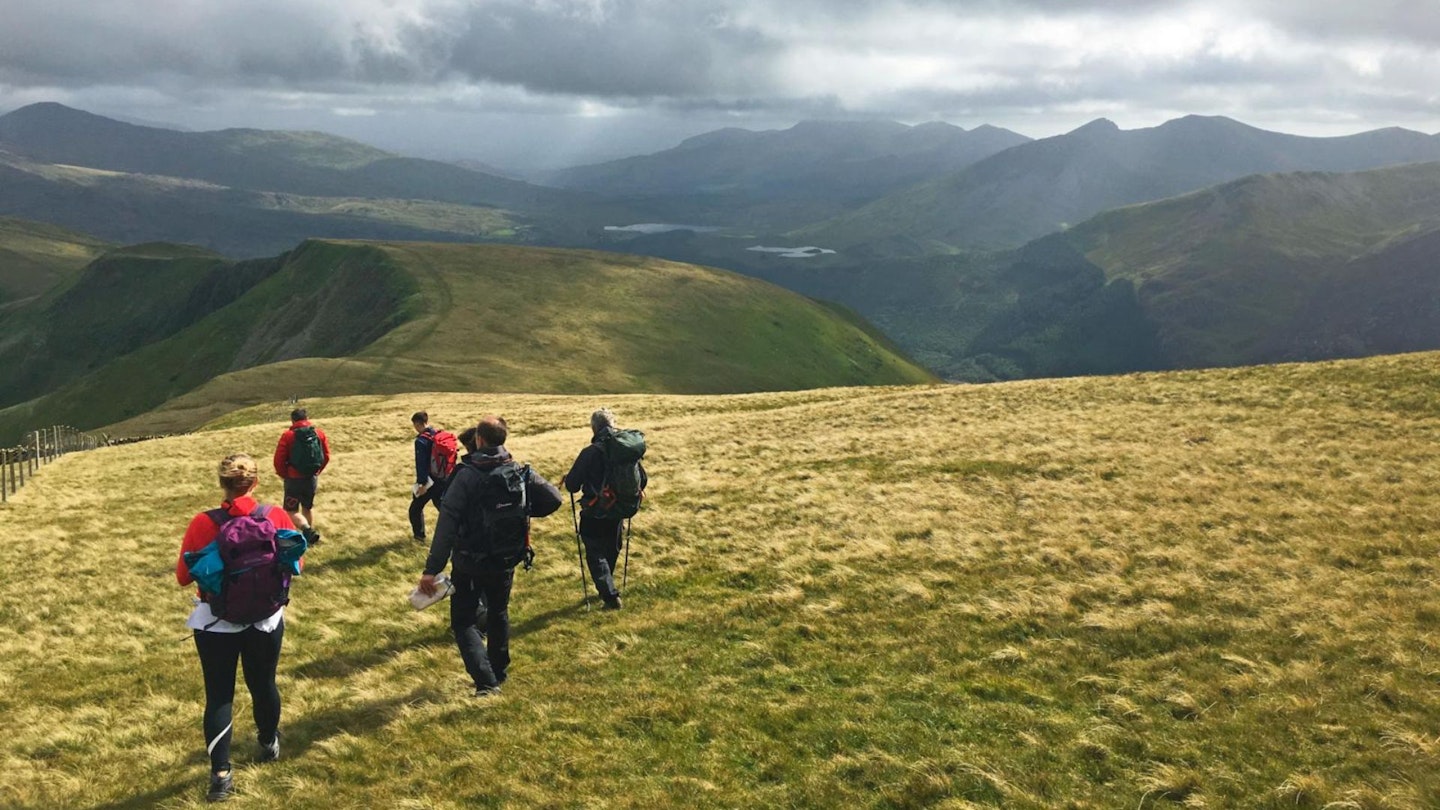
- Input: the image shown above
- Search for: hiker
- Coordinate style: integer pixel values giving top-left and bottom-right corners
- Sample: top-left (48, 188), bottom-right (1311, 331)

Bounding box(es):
top-left (455, 425), bottom-right (487, 628)
top-left (273, 408), bottom-right (330, 536)
top-left (563, 408), bottom-right (647, 610)
top-left (175, 454), bottom-right (302, 803)
top-left (457, 426), bottom-right (478, 455)
top-left (409, 412), bottom-right (458, 543)
top-left (416, 415), bottom-right (562, 696)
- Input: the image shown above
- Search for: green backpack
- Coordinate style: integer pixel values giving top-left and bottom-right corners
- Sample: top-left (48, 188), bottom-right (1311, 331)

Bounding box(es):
top-left (583, 429), bottom-right (646, 519)
top-left (289, 426), bottom-right (325, 475)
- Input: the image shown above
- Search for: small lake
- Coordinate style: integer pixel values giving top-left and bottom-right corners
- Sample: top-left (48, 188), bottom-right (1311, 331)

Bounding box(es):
top-left (604, 223), bottom-right (723, 234)
top-left (747, 245), bottom-right (838, 259)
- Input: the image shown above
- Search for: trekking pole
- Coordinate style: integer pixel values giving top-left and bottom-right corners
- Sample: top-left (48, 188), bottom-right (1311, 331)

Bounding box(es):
top-left (621, 518), bottom-right (632, 595)
top-left (570, 492), bottom-right (590, 611)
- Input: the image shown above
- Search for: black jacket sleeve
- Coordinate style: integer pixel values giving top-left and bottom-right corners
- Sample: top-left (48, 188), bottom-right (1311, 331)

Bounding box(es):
top-left (563, 444), bottom-right (601, 494)
top-left (527, 469), bottom-right (563, 518)
top-left (423, 466), bottom-right (471, 575)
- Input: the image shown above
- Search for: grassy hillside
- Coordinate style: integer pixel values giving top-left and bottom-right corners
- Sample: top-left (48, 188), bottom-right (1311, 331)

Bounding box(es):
top-left (2, 352), bottom-right (1439, 807)
top-left (0, 216), bottom-right (110, 307)
top-left (0, 241), bottom-right (935, 440)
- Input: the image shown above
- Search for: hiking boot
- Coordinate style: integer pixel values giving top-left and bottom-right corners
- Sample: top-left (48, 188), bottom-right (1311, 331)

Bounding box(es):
top-left (206, 771), bottom-right (234, 802)
top-left (257, 730), bottom-right (280, 763)
top-left (303, 527), bottom-right (322, 547)
top-left (474, 684), bottom-right (502, 698)
top-left (602, 595), bottom-right (623, 611)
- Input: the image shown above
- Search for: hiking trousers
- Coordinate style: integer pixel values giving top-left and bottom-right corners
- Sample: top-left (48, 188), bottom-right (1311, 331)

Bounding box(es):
top-left (450, 568), bottom-right (513, 690)
top-left (409, 477), bottom-right (449, 539)
top-left (580, 515), bottom-right (624, 600)
top-left (194, 621), bottom-right (283, 774)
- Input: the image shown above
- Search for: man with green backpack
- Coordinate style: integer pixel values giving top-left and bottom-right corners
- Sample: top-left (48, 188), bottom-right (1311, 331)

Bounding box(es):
top-left (273, 408), bottom-right (331, 537)
top-left (563, 408), bottom-right (647, 610)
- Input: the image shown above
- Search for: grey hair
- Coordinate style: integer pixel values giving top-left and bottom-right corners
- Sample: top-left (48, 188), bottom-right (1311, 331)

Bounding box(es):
top-left (590, 408), bottom-right (617, 433)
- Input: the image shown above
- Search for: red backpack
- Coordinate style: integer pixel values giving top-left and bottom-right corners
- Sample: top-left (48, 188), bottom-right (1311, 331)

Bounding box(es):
top-left (429, 430), bottom-right (459, 479)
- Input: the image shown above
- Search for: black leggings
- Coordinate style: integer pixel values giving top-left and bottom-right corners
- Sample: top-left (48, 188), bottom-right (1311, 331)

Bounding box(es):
top-left (193, 622), bottom-right (284, 774)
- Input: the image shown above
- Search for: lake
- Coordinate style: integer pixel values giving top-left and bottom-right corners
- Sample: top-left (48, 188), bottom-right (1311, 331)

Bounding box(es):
top-left (604, 223), bottom-right (723, 234)
top-left (746, 245), bottom-right (838, 259)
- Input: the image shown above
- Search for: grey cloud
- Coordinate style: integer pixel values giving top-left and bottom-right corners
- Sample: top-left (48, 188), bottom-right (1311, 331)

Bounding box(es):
top-left (437, 1), bottom-right (782, 98)
top-left (1, 0), bottom-right (1437, 162)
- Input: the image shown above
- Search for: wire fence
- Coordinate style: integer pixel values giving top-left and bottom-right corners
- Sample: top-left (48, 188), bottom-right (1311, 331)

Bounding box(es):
top-left (1, 425), bottom-right (104, 504)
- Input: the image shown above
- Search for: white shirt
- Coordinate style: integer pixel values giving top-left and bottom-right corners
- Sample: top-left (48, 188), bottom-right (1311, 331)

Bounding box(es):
top-left (186, 600), bottom-right (284, 633)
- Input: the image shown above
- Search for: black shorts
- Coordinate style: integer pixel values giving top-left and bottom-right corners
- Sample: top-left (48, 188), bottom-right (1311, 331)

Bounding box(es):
top-left (282, 476), bottom-right (317, 511)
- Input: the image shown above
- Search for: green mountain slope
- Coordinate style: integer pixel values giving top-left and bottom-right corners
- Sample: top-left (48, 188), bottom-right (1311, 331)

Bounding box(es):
top-left (0, 216), bottom-right (110, 307)
top-left (1067, 161), bottom-right (1440, 368)
top-left (0, 241), bottom-right (934, 439)
top-left (0, 243), bottom-right (277, 408)
top-left (762, 161), bottom-right (1440, 380)
top-left (801, 115), bottom-right (1440, 254)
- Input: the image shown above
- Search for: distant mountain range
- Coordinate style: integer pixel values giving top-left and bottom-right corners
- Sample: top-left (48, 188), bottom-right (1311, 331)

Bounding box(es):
top-left (798, 115), bottom-right (1440, 253)
top-left (545, 119), bottom-right (1031, 228)
top-left (0, 103), bottom-right (566, 211)
top-left (0, 235), bottom-right (934, 440)
top-left (0, 103), bottom-right (650, 255)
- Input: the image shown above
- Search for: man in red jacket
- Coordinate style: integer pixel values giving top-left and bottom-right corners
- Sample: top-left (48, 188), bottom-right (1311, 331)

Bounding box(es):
top-left (273, 408), bottom-right (330, 536)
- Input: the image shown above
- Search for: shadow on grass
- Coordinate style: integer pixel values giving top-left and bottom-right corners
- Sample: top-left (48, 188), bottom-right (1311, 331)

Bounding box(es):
top-left (511, 599), bottom-right (592, 638)
top-left (88, 778), bottom-right (192, 810)
top-left (302, 541), bottom-right (406, 576)
top-left (282, 687), bottom-right (444, 760)
top-left (290, 627), bottom-right (452, 680)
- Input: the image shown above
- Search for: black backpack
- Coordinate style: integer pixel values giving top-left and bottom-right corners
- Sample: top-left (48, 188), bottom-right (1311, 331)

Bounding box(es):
top-left (582, 429), bottom-right (646, 519)
top-left (455, 462), bottom-right (532, 571)
top-left (289, 426), bottom-right (324, 475)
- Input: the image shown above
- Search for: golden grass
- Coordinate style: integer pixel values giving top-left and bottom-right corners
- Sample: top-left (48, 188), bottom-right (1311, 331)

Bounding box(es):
top-left (2, 352), bottom-right (1439, 808)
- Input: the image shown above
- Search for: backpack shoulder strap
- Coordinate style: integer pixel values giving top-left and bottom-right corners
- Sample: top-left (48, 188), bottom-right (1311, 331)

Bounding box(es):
top-left (206, 508), bottom-right (232, 528)
top-left (251, 505), bottom-right (273, 520)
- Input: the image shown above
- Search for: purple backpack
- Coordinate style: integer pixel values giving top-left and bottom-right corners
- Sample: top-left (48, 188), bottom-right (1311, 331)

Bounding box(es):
top-left (204, 506), bottom-right (291, 625)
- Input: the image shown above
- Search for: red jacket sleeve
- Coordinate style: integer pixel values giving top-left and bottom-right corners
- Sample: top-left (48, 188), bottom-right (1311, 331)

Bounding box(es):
top-left (176, 513), bottom-right (218, 585)
top-left (274, 430), bottom-right (293, 477)
top-left (318, 429), bottom-right (331, 473)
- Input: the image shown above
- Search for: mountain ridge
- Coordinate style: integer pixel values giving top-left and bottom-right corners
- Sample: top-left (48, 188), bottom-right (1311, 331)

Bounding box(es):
top-left (800, 114), bottom-right (1440, 252)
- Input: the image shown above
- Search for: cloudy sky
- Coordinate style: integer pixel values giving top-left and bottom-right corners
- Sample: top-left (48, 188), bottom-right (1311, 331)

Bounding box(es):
top-left (2, 0), bottom-right (1437, 172)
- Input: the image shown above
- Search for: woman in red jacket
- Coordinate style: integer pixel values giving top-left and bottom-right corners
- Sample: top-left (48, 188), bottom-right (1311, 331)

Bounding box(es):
top-left (176, 453), bottom-right (300, 803)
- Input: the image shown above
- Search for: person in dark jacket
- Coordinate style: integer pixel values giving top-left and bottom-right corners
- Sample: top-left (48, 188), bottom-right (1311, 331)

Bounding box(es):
top-left (409, 411), bottom-right (452, 543)
top-left (416, 415), bottom-right (562, 696)
top-left (563, 408), bottom-right (647, 610)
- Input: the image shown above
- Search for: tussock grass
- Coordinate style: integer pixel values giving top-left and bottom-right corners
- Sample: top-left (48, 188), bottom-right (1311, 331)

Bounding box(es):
top-left (3, 352), bottom-right (1440, 807)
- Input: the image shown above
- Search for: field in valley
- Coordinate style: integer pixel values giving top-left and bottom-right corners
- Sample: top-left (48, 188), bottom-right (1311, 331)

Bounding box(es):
top-left (2, 352), bottom-right (1438, 808)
